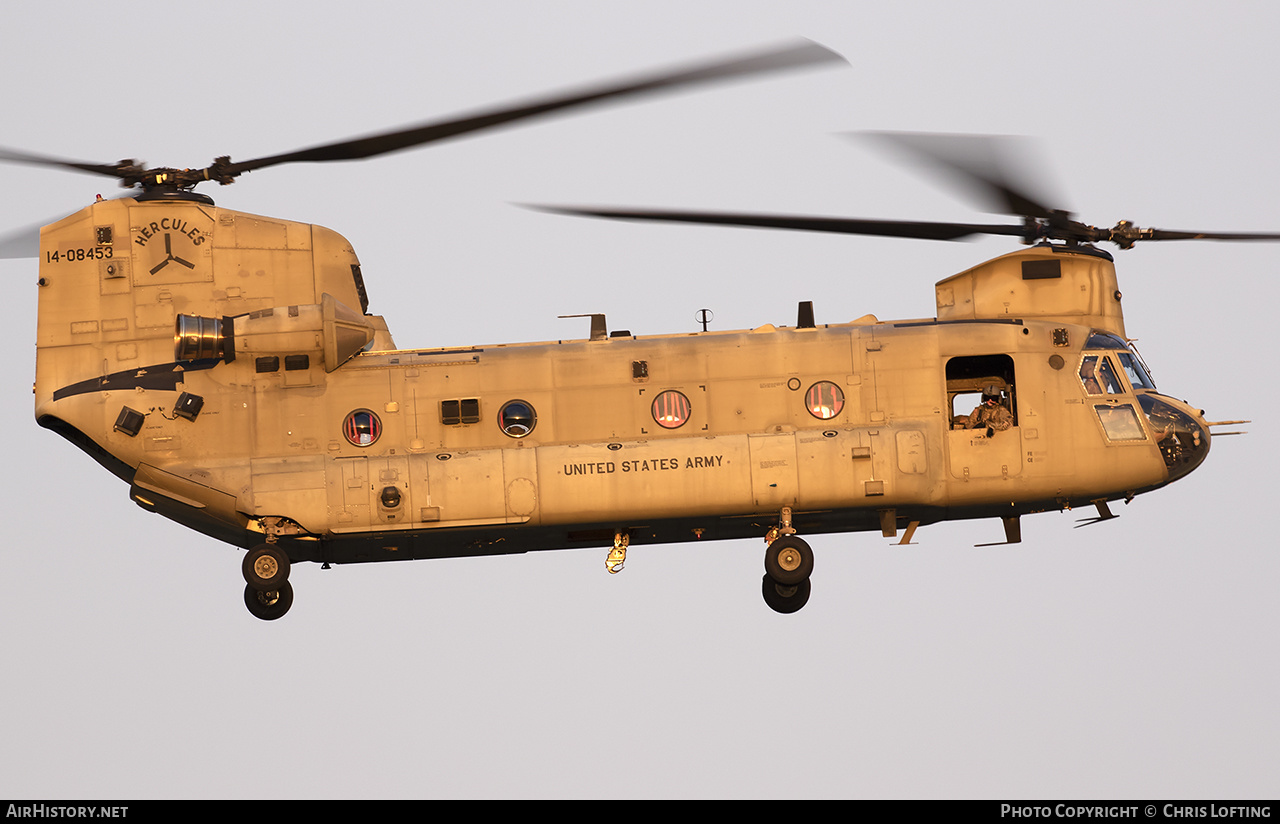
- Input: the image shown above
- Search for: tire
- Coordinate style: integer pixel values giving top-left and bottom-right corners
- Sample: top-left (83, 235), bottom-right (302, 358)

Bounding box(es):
top-left (242, 543), bottom-right (290, 591)
top-left (244, 581), bottom-right (294, 621)
top-left (761, 574), bottom-right (811, 614)
top-left (763, 535), bottom-right (813, 586)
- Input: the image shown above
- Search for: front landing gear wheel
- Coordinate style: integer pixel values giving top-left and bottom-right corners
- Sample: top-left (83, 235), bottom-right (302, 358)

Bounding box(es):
top-left (762, 574), bottom-right (811, 614)
top-left (764, 535), bottom-right (813, 586)
top-left (243, 544), bottom-right (290, 591)
top-left (244, 581), bottom-right (294, 621)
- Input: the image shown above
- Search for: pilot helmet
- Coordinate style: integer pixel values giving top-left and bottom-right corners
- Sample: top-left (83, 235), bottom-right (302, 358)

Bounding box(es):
top-left (981, 384), bottom-right (1002, 402)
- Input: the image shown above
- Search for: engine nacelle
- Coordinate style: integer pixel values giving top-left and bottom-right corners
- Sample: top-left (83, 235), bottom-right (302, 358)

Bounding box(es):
top-left (175, 293), bottom-right (374, 372)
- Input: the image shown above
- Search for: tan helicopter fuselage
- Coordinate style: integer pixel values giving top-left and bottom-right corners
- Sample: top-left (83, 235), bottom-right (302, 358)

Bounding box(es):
top-left (33, 197), bottom-right (1208, 565)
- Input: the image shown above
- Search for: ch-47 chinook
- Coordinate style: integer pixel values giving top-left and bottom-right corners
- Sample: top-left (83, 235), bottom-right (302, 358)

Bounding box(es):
top-left (3, 45), bottom-right (1263, 620)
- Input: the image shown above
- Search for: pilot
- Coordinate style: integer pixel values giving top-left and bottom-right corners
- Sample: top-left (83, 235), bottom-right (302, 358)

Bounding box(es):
top-left (966, 384), bottom-right (1013, 436)
top-left (1080, 359), bottom-right (1104, 395)
top-left (1080, 356), bottom-right (1120, 395)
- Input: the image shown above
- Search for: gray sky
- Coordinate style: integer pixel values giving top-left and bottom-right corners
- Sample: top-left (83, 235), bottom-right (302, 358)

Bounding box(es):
top-left (1, 0), bottom-right (1277, 800)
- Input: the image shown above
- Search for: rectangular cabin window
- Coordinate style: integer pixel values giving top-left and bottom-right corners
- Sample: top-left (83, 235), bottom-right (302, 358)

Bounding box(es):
top-left (441, 399), bottom-right (481, 426)
top-left (1022, 259), bottom-right (1062, 280)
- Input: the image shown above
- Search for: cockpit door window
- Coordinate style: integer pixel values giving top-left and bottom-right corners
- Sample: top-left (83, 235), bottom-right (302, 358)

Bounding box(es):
top-left (1079, 355), bottom-right (1122, 396)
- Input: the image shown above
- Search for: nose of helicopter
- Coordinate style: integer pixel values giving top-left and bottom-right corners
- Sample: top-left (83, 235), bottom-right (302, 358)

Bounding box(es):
top-left (1137, 393), bottom-right (1211, 484)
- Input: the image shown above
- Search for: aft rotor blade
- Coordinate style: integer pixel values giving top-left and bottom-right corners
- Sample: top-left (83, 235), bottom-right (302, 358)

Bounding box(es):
top-left (223, 40), bottom-right (845, 176)
top-left (0, 220), bottom-right (43, 258)
top-left (530, 205), bottom-right (1030, 241)
top-left (0, 146), bottom-right (136, 182)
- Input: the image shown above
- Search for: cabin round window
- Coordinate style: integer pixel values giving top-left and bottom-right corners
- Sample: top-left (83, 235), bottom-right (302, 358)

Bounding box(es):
top-left (805, 381), bottom-right (845, 420)
top-left (651, 390), bottom-right (691, 429)
top-left (498, 400), bottom-right (537, 438)
top-left (343, 409), bottom-right (382, 446)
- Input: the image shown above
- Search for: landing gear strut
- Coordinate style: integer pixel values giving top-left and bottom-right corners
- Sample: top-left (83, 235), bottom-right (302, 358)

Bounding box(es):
top-left (761, 507), bottom-right (814, 614)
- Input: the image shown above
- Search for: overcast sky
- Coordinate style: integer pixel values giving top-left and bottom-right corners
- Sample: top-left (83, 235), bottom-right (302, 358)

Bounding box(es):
top-left (1, 0), bottom-right (1277, 800)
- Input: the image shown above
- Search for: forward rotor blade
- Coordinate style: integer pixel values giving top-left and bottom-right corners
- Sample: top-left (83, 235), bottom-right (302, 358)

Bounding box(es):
top-left (857, 132), bottom-right (1062, 220)
top-left (223, 40), bottom-right (845, 176)
top-left (529, 205), bottom-right (1029, 241)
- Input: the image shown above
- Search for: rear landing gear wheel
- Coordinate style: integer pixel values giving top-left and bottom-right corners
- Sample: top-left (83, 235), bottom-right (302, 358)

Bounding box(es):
top-left (764, 535), bottom-right (813, 586)
top-left (243, 543), bottom-right (290, 591)
top-left (762, 574), bottom-right (811, 614)
top-left (244, 581), bottom-right (293, 621)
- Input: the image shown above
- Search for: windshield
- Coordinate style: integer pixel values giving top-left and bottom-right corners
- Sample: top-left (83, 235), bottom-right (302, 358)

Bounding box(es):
top-left (1116, 351), bottom-right (1155, 390)
top-left (1084, 331), bottom-right (1157, 392)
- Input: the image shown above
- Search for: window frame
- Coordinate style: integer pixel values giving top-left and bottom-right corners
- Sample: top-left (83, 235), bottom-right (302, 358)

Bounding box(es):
top-left (651, 389), bottom-right (692, 430)
top-left (497, 399), bottom-right (537, 438)
top-left (804, 380), bottom-right (845, 420)
top-left (343, 408), bottom-right (382, 447)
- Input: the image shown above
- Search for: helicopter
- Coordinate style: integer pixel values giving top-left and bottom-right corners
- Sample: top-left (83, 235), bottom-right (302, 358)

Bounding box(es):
top-left (2, 41), bottom-right (1262, 620)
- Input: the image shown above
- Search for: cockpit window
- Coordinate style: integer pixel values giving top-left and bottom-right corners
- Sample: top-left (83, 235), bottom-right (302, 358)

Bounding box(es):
top-left (1116, 352), bottom-right (1155, 391)
top-left (1085, 331), bottom-right (1129, 349)
top-left (1079, 355), bottom-right (1122, 396)
top-left (1095, 404), bottom-right (1147, 441)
